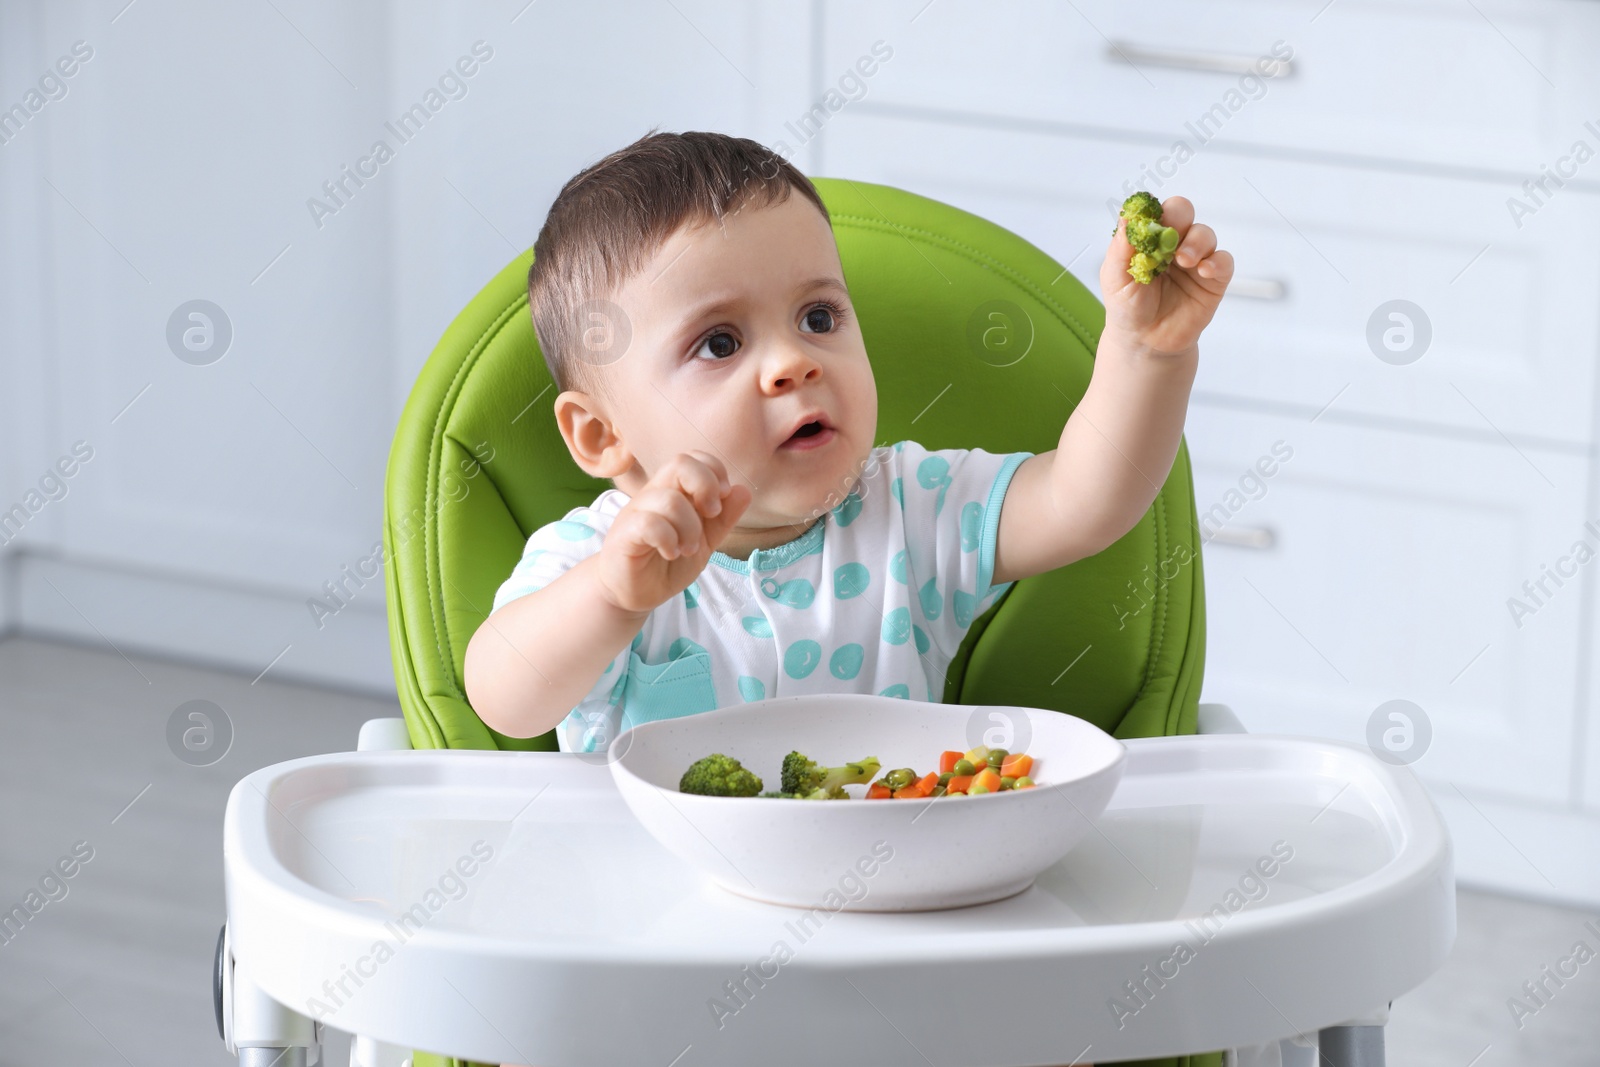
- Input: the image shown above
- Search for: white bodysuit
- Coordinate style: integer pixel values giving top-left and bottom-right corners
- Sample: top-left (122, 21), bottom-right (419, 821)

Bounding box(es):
top-left (491, 439), bottom-right (1033, 753)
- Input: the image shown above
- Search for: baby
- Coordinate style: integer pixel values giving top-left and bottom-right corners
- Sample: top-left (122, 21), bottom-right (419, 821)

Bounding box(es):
top-left (463, 130), bottom-right (1230, 751)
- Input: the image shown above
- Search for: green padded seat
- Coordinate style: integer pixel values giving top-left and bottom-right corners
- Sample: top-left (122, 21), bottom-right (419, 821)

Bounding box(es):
top-left (383, 177), bottom-right (1213, 1067)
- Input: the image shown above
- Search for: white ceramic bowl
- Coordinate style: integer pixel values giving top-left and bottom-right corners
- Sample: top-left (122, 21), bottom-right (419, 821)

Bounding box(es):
top-left (609, 693), bottom-right (1126, 911)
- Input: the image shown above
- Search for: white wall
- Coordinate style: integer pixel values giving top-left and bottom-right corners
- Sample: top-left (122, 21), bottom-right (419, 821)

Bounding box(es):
top-left (0, 0), bottom-right (812, 692)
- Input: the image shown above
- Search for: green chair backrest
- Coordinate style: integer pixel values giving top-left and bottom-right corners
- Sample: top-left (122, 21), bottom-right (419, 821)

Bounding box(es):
top-left (383, 178), bottom-right (1206, 753)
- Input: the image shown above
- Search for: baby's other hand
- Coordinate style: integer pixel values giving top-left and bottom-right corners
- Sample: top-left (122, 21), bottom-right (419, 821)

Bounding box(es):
top-left (595, 451), bottom-right (752, 616)
top-left (1099, 194), bottom-right (1234, 358)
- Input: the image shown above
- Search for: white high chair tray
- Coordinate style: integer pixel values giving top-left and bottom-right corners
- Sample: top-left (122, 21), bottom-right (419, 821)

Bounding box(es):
top-left (223, 734), bottom-right (1454, 1066)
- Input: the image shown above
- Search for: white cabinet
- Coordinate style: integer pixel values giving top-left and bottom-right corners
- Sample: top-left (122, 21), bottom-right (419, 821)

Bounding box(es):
top-left (822, 0), bottom-right (1600, 179)
top-left (819, 0), bottom-right (1600, 902)
top-left (1187, 405), bottom-right (1587, 806)
top-left (824, 113), bottom-right (1600, 446)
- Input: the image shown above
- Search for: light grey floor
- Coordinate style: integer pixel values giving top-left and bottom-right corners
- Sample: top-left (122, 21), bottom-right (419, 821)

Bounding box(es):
top-left (0, 634), bottom-right (1595, 1066)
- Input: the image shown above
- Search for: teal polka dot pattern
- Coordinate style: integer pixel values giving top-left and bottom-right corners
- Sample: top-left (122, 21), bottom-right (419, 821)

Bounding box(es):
top-left (832, 490), bottom-right (864, 527)
top-left (522, 440), bottom-right (1036, 756)
top-left (953, 588), bottom-right (978, 629)
top-left (881, 606), bottom-right (911, 645)
top-left (833, 562), bottom-right (870, 599)
top-left (830, 642), bottom-right (864, 679)
top-left (960, 501), bottom-right (983, 553)
top-left (761, 576), bottom-right (815, 609)
top-left (916, 455), bottom-right (953, 517)
top-left (552, 520), bottom-right (596, 541)
top-left (785, 639), bottom-right (822, 678)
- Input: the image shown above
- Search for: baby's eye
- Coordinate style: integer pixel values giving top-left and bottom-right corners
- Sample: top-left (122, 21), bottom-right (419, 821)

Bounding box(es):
top-left (800, 303), bottom-right (838, 334)
top-left (693, 330), bottom-right (740, 361)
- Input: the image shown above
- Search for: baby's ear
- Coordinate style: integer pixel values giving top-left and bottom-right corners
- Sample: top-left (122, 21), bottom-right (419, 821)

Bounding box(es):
top-left (553, 390), bottom-right (632, 479)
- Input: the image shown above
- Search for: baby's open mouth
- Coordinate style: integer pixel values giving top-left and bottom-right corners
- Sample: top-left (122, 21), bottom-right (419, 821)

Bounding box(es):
top-left (780, 416), bottom-right (837, 451)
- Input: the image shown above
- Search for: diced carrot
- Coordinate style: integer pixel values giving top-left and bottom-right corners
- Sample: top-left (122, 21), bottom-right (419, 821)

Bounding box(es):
top-left (971, 767), bottom-right (1003, 793)
top-left (939, 750), bottom-right (964, 774)
top-left (866, 782), bottom-right (893, 800)
top-left (914, 771), bottom-right (939, 793)
top-left (892, 782), bottom-right (926, 799)
top-left (1000, 753), bottom-right (1033, 778)
top-left (946, 775), bottom-right (973, 794)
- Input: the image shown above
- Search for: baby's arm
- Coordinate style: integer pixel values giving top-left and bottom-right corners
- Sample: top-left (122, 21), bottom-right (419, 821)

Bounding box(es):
top-left (465, 553), bottom-right (649, 740)
top-left (464, 451), bottom-right (749, 739)
top-left (992, 194), bottom-right (1233, 585)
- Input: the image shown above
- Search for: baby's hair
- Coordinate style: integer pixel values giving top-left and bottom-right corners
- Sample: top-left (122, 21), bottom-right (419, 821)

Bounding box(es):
top-left (527, 128), bottom-right (829, 396)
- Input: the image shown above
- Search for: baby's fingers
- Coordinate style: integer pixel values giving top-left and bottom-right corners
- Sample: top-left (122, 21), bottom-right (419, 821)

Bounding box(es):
top-left (1175, 222), bottom-right (1216, 271)
top-left (700, 483), bottom-right (752, 549)
top-left (669, 451), bottom-right (731, 517)
top-left (621, 509), bottom-right (687, 562)
top-left (627, 490), bottom-right (704, 559)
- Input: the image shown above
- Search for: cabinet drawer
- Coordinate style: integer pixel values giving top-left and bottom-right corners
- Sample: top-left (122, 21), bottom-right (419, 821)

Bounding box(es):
top-left (822, 113), bottom-right (1600, 445)
top-left (1185, 405), bottom-right (1586, 805)
top-left (822, 0), bottom-right (1600, 175)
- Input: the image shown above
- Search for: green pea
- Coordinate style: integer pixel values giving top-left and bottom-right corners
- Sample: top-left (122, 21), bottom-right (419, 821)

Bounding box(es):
top-left (968, 783), bottom-right (991, 795)
top-left (986, 749), bottom-right (1008, 769)
top-left (1014, 775), bottom-right (1035, 789)
top-left (953, 758), bottom-right (976, 776)
top-left (938, 771), bottom-right (954, 785)
top-left (1001, 776), bottom-right (1017, 789)
top-left (931, 785), bottom-right (947, 797)
top-left (885, 767), bottom-right (916, 789)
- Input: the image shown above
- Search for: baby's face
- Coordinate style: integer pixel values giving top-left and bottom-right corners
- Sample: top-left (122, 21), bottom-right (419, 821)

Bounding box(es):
top-left (583, 193), bottom-right (878, 552)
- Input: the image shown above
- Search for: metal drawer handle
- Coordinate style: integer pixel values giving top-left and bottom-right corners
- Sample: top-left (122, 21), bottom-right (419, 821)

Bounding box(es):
top-left (1105, 41), bottom-right (1294, 79)
top-left (1229, 277), bottom-right (1287, 301)
top-left (1205, 524), bottom-right (1276, 550)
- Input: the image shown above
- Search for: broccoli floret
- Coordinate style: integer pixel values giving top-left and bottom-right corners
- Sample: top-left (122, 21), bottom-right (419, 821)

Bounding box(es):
top-left (1116, 191), bottom-right (1181, 285)
top-left (779, 751), bottom-right (882, 800)
top-left (679, 754), bottom-right (763, 797)
top-left (758, 790), bottom-right (801, 799)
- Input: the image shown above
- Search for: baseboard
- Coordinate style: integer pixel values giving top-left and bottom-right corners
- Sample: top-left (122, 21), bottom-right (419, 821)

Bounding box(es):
top-left (7, 548), bottom-right (397, 696)
top-left (1434, 789), bottom-right (1600, 910)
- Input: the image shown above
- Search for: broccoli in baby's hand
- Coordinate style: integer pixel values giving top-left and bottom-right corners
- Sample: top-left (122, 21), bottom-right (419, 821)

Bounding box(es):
top-left (679, 753), bottom-right (763, 797)
top-left (1116, 191), bottom-right (1182, 285)
top-left (780, 751), bottom-right (882, 800)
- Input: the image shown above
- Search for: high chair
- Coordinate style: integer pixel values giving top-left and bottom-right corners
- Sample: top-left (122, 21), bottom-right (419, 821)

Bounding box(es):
top-left (216, 179), bottom-right (1453, 1067)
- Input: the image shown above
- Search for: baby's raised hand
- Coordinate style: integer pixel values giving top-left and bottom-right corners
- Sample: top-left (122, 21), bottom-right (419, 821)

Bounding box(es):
top-left (595, 451), bottom-right (752, 616)
top-left (1099, 194), bottom-right (1234, 358)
